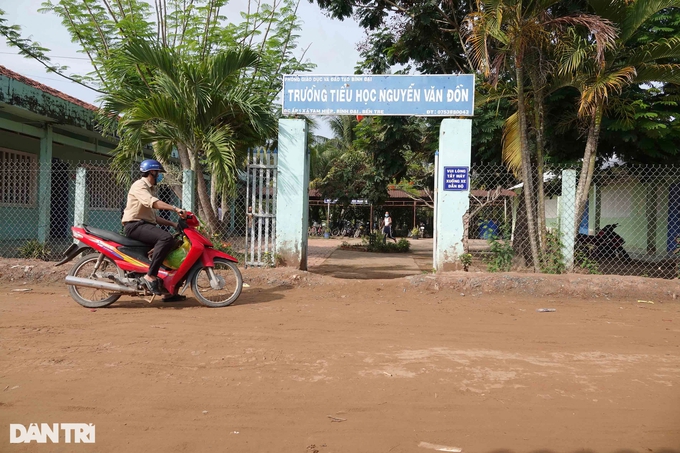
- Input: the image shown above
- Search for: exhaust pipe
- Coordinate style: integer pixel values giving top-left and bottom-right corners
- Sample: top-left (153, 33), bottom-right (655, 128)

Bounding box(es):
top-left (65, 276), bottom-right (138, 294)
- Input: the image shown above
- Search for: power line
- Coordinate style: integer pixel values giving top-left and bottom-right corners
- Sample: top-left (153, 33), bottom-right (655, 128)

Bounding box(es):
top-left (0, 51), bottom-right (90, 61)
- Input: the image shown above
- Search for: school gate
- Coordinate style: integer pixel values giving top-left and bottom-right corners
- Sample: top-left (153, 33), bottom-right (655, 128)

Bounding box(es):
top-left (277, 74), bottom-right (475, 271)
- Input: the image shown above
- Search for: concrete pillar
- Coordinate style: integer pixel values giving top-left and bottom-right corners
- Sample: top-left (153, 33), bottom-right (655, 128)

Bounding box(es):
top-left (37, 125), bottom-right (53, 243)
top-left (275, 119), bottom-right (309, 270)
top-left (588, 184), bottom-right (597, 235)
top-left (434, 119), bottom-right (472, 271)
top-left (645, 183), bottom-right (658, 255)
top-left (560, 169), bottom-right (577, 270)
top-left (73, 167), bottom-right (89, 242)
top-left (182, 169), bottom-right (196, 212)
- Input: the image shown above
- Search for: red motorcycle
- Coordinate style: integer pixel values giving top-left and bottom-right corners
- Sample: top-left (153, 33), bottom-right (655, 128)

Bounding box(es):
top-left (56, 212), bottom-right (243, 308)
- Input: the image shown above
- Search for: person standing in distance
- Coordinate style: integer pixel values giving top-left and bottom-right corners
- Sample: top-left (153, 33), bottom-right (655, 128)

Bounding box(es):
top-left (383, 211), bottom-right (397, 243)
top-left (122, 159), bottom-right (185, 295)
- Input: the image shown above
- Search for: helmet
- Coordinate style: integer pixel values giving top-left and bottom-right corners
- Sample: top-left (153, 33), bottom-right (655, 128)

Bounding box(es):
top-left (140, 159), bottom-right (165, 173)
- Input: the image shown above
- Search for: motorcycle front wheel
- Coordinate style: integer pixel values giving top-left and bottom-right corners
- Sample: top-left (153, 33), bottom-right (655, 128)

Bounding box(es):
top-left (191, 259), bottom-right (243, 308)
top-left (67, 253), bottom-right (124, 308)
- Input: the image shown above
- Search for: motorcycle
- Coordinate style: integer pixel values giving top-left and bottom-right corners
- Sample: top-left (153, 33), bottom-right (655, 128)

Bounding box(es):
top-left (56, 212), bottom-right (243, 308)
top-left (353, 221), bottom-right (367, 238)
top-left (576, 223), bottom-right (630, 261)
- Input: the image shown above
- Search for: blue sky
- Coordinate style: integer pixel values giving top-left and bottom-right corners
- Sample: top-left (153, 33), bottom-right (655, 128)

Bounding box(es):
top-left (0, 0), bottom-right (364, 137)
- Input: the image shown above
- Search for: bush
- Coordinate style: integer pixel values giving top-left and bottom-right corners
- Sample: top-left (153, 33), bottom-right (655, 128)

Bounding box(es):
top-left (366, 238), bottom-right (411, 253)
top-left (575, 251), bottom-right (600, 274)
top-left (540, 230), bottom-right (565, 274)
top-left (486, 233), bottom-right (513, 272)
top-left (460, 253), bottom-right (473, 271)
top-left (214, 239), bottom-right (245, 263)
top-left (18, 240), bottom-right (51, 261)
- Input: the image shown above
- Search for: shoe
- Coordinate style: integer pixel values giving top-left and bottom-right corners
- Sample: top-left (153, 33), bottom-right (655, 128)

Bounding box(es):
top-left (141, 278), bottom-right (163, 295)
top-left (162, 294), bottom-right (187, 303)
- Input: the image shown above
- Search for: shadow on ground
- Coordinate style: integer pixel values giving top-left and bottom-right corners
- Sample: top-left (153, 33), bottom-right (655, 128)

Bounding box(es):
top-left (310, 246), bottom-right (426, 280)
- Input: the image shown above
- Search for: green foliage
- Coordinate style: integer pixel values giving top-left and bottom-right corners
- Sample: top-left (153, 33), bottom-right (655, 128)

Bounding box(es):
top-left (262, 252), bottom-right (276, 268)
top-left (0, 8), bottom-right (76, 86)
top-left (1, 0), bottom-right (313, 235)
top-left (460, 253), bottom-right (473, 272)
top-left (364, 238), bottom-right (411, 253)
top-left (486, 234), bottom-right (514, 273)
top-left (600, 85), bottom-right (680, 164)
top-left (18, 240), bottom-right (51, 261)
top-left (340, 235), bottom-right (410, 253)
top-left (213, 236), bottom-right (245, 264)
top-left (575, 251), bottom-right (600, 275)
top-left (540, 230), bottom-right (566, 274)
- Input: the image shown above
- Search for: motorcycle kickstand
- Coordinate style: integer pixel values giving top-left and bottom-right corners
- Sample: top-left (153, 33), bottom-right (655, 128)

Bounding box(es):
top-left (144, 293), bottom-right (157, 304)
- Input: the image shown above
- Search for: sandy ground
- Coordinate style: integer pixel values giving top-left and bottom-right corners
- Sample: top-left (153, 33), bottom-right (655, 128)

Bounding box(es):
top-left (1, 241), bottom-right (680, 452)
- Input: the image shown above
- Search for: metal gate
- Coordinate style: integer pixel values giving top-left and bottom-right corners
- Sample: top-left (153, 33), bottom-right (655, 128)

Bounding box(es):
top-left (245, 148), bottom-right (277, 267)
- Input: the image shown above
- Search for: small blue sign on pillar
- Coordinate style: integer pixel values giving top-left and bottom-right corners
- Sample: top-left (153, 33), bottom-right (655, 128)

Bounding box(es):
top-left (443, 166), bottom-right (469, 191)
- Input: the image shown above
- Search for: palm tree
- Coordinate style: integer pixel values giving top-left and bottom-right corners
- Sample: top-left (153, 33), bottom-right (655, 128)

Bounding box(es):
top-left (463, 0), bottom-right (616, 270)
top-left (327, 115), bottom-right (359, 152)
top-left (100, 40), bottom-right (276, 234)
top-left (561, 0), bottom-right (680, 232)
top-left (309, 116), bottom-right (359, 183)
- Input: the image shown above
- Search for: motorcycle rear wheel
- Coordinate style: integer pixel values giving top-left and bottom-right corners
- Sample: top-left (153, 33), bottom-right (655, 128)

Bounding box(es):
top-left (67, 253), bottom-right (124, 308)
top-left (191, 259), bottom-right (243, 307)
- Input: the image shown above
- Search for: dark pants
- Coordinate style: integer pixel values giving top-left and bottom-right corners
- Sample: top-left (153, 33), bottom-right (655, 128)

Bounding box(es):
top-left (383, 225), bottom-right (395, 243)
top-left (124, 221), bottom-right (174, 277)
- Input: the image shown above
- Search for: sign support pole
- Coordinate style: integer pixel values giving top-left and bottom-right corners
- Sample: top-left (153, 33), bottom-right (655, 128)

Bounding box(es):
top-left (434, 119), bottom-right (472, 271)
top-left (275, 119), bottom-right (310, 270)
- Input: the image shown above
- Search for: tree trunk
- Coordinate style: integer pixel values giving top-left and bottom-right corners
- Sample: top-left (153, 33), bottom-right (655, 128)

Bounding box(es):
top-left (533, 88), bottom-right (547, 254)
top-left (210, 175), bottom-right (218, 214)
top-left (513, 193), bottom-right (533, 267)
top-left (194, 158), bottom-right (221, 235)
top-left (176, 143), bottom-right (191, 170)
top-left (220, 187), bottom-right (229, 232)
top-left (516, 65), bottom-right (541, 271)
top-left (574, 106), bottom-right (603, 235)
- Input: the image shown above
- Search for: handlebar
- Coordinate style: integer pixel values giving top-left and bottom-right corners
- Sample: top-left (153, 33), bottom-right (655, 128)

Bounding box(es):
top-left (176, 211), bottom-right (198, 231)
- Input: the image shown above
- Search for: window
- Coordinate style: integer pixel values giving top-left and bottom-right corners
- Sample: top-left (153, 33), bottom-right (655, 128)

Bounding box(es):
top-left (0, 148), bottom-right (37, 207)
top-left (84, 165), bottom-right (126, 210)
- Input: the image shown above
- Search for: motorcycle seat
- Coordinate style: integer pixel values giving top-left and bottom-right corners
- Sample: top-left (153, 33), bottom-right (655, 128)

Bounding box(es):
top-left (84, 226), bottom-right (149, 248)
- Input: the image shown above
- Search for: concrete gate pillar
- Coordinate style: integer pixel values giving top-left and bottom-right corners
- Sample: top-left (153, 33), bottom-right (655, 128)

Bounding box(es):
top-left (434, 119), bottom-right (472, 271)
top-left (37, 125), bottom-right (53, 243)
top-left (275, 119), bottom-right (310, 270)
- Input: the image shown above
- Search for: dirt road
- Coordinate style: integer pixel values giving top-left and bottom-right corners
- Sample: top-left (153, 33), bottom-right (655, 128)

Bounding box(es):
top-left (1, 269), bottom-right (679, 453)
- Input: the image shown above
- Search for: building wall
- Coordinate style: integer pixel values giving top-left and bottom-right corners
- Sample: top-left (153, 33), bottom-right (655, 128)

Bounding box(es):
top-left (541, 179), bottom-right (676, 260)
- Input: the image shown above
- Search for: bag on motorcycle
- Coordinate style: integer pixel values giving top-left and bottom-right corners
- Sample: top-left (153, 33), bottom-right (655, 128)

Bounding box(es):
top-left (163, 236), bottom-right (191, 269)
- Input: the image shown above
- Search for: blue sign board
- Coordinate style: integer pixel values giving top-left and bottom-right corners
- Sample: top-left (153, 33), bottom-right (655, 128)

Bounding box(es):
top-left (282, 74), bottom-right (475, 116)
top-left (443, 166), bottom-right (469, 191)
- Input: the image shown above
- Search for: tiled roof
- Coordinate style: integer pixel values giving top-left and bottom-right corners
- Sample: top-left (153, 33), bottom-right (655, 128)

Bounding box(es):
top-left (0, 65), bottom-right (99, 112)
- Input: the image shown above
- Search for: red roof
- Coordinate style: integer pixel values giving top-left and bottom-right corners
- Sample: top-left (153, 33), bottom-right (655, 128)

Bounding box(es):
top-left (0, 65), bottom-right (99, 112)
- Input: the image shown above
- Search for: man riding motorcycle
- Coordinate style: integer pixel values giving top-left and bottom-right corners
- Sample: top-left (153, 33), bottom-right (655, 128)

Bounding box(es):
top-left (122, 159), bottom-right (185, 297)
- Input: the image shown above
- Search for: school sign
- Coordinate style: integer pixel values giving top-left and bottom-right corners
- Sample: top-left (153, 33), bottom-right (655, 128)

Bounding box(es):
top-left (282, 74), bottom-right (475, 117)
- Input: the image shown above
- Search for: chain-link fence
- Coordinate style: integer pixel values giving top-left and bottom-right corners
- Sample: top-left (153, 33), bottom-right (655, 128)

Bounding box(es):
top-left (1, 157), bottom-right (678, 278)
top-left (0, 159), bottom-right (251, 261)
top-left (470, 163), bottom-right (680, 278)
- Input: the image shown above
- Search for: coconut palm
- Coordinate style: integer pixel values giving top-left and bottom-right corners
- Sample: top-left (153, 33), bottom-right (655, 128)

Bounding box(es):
top-left (99, 40), bottom-right (276, 234)
top-left (559, 0), bottom-right (680, 231)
